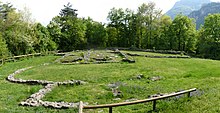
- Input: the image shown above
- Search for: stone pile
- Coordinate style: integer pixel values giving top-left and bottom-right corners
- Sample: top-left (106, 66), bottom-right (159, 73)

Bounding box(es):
top-left (7, 67), bottom-right (33, 83)
top-left (56, 80), bottom-right (86, 86)
top-left (119, 51), bottom-right (135, 63)
top-left (112, 88), bottom-right (123, 97)
top-left (148, 93), bottom-right (166, 98)
top-left (136, 74), bottom-right (145, 79)
top-left (84, 50), bottom-right (91, 63)
top-left (20, 83), bottom-right (81, 108)
top-left (7, 66), bottom-right (87, 109)
top-left (40, 101), bottom-right (79, 108)
top-left (148, 76), bottom-right (162, 81)
top-left (108, 82), bottom-right (125, 89)
top-left (20, 83), bottom-right (57, 107)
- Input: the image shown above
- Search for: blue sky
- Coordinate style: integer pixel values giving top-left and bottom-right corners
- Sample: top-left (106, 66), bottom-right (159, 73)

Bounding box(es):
top-left (1, 0), bottom-right (219, 25)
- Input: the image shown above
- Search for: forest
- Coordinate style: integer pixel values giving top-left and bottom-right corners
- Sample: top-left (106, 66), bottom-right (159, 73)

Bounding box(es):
top-left (0, 2), bottom-right (220, 59)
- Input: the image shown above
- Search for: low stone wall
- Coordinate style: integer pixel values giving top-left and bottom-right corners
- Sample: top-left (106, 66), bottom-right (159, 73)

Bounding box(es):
top-left (7, 66), bottom-right (87, 109)
top-left (118, 50), bottom-right (135, 63)
top-left (107, 47), bottom-right (185, 55)
top-left (145, 55), bottom-right (190, 58)
top-left (61, 61), bottom-right (121, 65)
top-left (126, 53), bottom-right (190, 59)
top-left (58, 49), bottom-right (136, 65)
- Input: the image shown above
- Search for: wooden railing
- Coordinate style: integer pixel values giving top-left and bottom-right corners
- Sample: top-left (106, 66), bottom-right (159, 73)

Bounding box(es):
top-left (79, 88), bottom-right (197, 113)
top-left (0, 51), bottom-right (59, 66)
top-left (0, 53), bottom-right (42, 66)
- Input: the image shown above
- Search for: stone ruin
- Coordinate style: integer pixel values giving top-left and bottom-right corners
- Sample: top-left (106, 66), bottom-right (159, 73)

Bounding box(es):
top-left (7, 66), bottom-right (87, 109)
top-left (126, 52), bottom-right (190, 58)
top-left (57, 49), bottom-right (135, 64)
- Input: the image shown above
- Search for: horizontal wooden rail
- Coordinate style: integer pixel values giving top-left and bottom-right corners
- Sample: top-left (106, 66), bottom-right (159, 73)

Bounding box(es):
top-left (1, 51), bottom-right (56, 66)
top-left (2, 53), bottom-right (43, 65)
top-left (80, 88), bottom-right (197, 113)
top-left (13, 53), bottom-right (41, 59)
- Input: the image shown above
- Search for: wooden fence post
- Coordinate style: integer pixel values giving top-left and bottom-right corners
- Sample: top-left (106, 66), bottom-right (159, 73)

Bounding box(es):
top-left (153, 100), bottom-right (156, 111)
top-left (109, 107), bottom-right (113, 113)
top-left (79, 101), bottom-right (83, 113)
top-left (187, 92), bottom-right (191, 97)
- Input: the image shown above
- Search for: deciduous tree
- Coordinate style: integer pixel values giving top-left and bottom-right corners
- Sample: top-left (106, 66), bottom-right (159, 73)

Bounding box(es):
top-left (198, 14), bottom-right (220, 59)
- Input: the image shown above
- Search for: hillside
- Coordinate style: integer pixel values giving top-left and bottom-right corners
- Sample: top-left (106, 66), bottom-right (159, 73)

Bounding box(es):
top-left (189, 2), bottom-right (220, 29)
top-left (166, 0), bottom-right (210, 19)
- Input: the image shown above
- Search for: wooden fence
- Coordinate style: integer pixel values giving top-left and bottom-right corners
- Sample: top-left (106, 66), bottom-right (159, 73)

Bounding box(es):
top-left (79, 88), bottom-right (197, 113)
top-left (0, 53), bottom-right (42, 66)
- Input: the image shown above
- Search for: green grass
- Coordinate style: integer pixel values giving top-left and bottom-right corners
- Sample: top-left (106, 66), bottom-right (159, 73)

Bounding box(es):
top-left (1, 52), bottom-right (220, 112)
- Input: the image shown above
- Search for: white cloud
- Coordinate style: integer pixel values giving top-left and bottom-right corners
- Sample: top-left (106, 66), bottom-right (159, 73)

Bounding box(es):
top-left (1, 0), bottom-right (219, 25)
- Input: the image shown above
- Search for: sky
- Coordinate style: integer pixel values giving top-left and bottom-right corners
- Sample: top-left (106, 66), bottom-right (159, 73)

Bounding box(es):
top-left (1, 0), bottom-right (220, 25)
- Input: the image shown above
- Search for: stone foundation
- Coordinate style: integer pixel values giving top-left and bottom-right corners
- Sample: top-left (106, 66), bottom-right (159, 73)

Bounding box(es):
top-left (7, 66), bottom-right (87, 109)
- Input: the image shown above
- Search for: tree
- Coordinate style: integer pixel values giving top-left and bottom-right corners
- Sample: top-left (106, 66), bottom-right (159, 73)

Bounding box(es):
top-left (127, 10), bottom-right (138, 48)
top-left (0, 33), bottom-right (8, 58)
top-left (32, 23), bottom-right (57, 52)
top-left (169, 14), bottom-right (197, 52)
top-left (84, 18), bottom-right (107, 48)
top-left (0, 2), bottom-right (15, 20)
top-left (137, 2), bottom-right (162, 49)
top-left (59, 3), bottom-right (77, 17)
top-left (19, 6), bottom-right (35, 25)
top-left (106, 27), bottom-right (118, 47)
top-left (107, 8), bottom-right (136, 47)
top-left (49, 3), bottom-right (87, 51)
top-left (2, 11), bottom-right (35, 55)
top-left (47, 16), bottom-right (62, 48)
top-left (107, 8), bottom-right (125, 47)
top-left (198, 14), bottom-right (220, 59)
top-left (156, 15), bottom-right (172, 50)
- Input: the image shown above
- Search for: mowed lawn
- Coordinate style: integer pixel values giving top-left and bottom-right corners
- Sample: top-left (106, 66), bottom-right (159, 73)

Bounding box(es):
top-left (1, 53), bottom-right (220, 113)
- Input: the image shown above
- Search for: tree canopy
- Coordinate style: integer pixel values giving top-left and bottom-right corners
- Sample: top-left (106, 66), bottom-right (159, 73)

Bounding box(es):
top-left (197, 14), bottom-right (220, 59)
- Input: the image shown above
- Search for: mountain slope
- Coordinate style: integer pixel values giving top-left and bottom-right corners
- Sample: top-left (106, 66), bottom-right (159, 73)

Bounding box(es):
top-left (166, 0), bottom-right (211, 19)
top-left (189, 2), bottom-right (220, 29)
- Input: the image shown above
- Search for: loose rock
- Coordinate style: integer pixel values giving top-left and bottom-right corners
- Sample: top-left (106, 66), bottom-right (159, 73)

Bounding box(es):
top-left (148, 76), bottom-right (162, 81)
